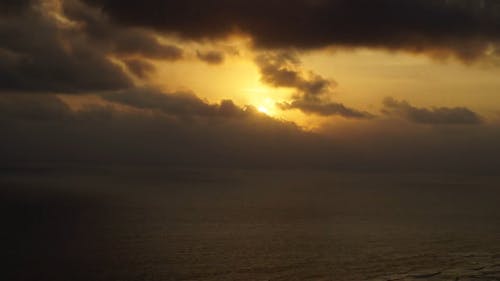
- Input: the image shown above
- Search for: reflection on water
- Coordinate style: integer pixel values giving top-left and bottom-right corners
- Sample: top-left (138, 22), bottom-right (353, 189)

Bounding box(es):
top-left (2, 168), bottom-right (500, 280)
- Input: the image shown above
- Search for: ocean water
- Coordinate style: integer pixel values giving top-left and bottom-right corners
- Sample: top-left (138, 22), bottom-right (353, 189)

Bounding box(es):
top-left (2, 168), bottom-right (500, 281)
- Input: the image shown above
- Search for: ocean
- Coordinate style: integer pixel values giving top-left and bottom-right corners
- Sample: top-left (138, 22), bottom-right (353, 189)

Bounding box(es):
top-left (2, 168), bottom-right (500, 280)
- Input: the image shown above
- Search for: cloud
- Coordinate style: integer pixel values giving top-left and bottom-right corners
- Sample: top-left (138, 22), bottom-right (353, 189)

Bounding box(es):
top-left (1, 93), bottom-right (500, 173)
top-left (256, 52), bottom-right (334, 98)
top-left (0, 92), bottom-right (313, 168)
top-left (382, 97), bottom-right (483, 125)
top-left (278, 100), bottom-right (374, 119)
top-left (0, 0), bottom-right (32, 15)
top-left (0, 0), bottom-right (188, 94)
top-left (100, 88), bottom-right (250, 118)
top-left (196, 50), bottom-right (225, 65)
top-left (82, 0), bottom-right (500, 61)
top-left (0, 1), bottom-right (132, 93)
top-left (63, 0), bottom-right (184, 61)
top-left (113, 35), bottom-right (183, 60)
top-left (256, 52), bottom-right (373, 119)
top-left (123, 59), bottom-right (155, 79)
top-left (0, 94), bottom-right (72, 121)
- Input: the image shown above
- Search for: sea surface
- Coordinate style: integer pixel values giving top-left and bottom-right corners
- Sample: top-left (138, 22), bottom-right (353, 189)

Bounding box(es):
top-left (2, 167), bottom-right (500, 281)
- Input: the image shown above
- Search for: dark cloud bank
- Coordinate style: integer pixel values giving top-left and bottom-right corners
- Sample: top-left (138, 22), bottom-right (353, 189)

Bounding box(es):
top-left (382, 97), bottom-right (483, 125)
top-left (0, 6), bottom-right (131, 93)
top-left (0, 0), bottom-right (182, 93)
top-left (83, 0), bottom-right (500, 61)
top-left (0, 92), bottom-right (498, 174)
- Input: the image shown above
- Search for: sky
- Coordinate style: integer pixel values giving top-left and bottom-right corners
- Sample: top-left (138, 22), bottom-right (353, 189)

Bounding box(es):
top-left (1, 0), bottom-right (500, 173)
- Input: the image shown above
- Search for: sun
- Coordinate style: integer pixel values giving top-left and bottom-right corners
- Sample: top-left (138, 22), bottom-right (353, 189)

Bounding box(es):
top-left (257, 105), bottom-right (271, 115)
top-left (242, 82), bottom-right (289, 117)
top-left (256, 97), bottom-right (276, 116)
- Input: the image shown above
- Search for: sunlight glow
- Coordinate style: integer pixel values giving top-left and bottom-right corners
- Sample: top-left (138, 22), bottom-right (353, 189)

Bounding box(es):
top-left (257, 106), bottom-right (270, 115)
top-left (256, 97), bottom-right (277, 116)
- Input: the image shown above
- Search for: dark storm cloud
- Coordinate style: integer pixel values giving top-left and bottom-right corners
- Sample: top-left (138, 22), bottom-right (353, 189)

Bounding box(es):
top-left (63, 0), bottom-right (184, 61)
top-left (82, 0), bottom-right (500, 61)
top-left (382, 97), bottom-right (483, 125)
top-left (100, 88), bottom-right (249, 118)
top-left (1, 93), bottom-right (500, 173)
top-left (123, 59), bottom-right (155, 79)
top-left (0, 94), bottom-right (72, 121)
top-left (0, 0), bottom-right (188, 94)
top-left (196, 50), bottom-right (225, 65)
top-left (0, 1), bottom-right (132, 93)
top-left (114, 36), bottom-right (183, 60)
top-left (0, 0), bottom-right (32, 15)
top-left (256, 52), bottom-right (373, 119)
top-left (0, 93), bottom-right (311, 168)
